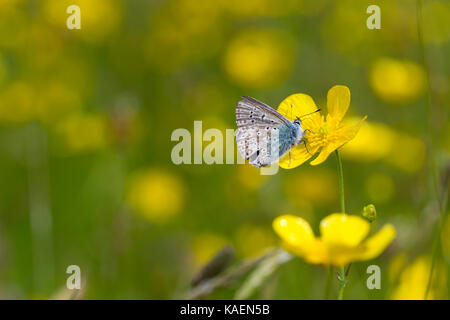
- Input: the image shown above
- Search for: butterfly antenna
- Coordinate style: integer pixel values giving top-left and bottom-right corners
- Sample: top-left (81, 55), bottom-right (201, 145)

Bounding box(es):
top-left (290, 104), bottom-right (293, 120)
top-left (299, 109), bottom-right (321, 119)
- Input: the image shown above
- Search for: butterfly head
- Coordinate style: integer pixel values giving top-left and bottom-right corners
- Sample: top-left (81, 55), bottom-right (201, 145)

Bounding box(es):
top-left (293, 117), bottom-right (301, 126)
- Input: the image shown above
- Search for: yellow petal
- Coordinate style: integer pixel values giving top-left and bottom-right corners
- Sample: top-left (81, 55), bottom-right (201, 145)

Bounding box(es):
top-left (278, 143), bottom-right (319, 169)
top-left (310, 116), bottom-right (367, 165)
top-left (273, 215), bottom-right (326, 263)
top-left (355, 224), bottom-right (396, 261)
top-left (277, 93), bottom-right (318, 121)
top-left (320, 213), bottom-right (370, 247)
top-left (272, 215), bottom-right (316, 249)
top-left (327, 85), bottom-right (350, 123)
top-left (327, 246), bottom-right (363, 267)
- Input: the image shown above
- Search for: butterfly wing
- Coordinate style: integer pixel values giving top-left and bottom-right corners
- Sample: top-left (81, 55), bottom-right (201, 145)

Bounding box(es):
top-left (236, 96), bottom-right (294, 168)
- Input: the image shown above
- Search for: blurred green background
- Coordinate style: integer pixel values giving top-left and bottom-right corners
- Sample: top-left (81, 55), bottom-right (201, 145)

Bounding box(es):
top-left (0, 0), bottom-right (448, 299)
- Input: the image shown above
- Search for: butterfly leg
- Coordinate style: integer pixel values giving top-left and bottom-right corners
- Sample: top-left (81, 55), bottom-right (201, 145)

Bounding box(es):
top-left (303, 140), bottom-right (312, 155)
top-left (304, 129), bottom-right (317, 135)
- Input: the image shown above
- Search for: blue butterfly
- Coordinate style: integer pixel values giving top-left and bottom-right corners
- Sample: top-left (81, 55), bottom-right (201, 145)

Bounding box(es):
top-left (236, 96), bottom-right (318, 168)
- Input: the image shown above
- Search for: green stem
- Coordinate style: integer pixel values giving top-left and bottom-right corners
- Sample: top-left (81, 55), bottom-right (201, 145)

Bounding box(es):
top-left (335, 150), bottom-right (348, 300)
top-left (324, 266), bottom-right (332, 300)
top-left (335, 150), bottom-right (345, 213)
top-left (416, 0), bottom-right (447, 300)
top-left (338, 266), bottom-right (346, 300)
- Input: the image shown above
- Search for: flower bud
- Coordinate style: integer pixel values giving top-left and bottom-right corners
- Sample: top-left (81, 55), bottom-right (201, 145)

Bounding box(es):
top-left (362, 204), bottom-right (377, 222)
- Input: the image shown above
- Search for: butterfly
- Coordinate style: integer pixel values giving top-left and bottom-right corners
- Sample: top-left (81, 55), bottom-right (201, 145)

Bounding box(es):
top-left (235, 96), bottom-right (318, 168)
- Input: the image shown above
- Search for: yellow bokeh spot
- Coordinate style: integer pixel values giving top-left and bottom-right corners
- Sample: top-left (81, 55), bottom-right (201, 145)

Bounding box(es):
top-left (0, 80), bottom-right (82, 125)
top-left (0, 82), bottom-right (35, 123)
top-left (147, 0), bottom-right (223, 72)
top-left (365, 173), bottom-right (395, 203)
top-left (223, 0), bottom-right (329, 17)
top-left (127, 169), bottom-right (184, 223)
top-left (192, 233), bottom-right (229, 266)
top-left (369, 58), bottom-right (426, 105)
top-left (388, 253), bottom-right (407, 284)
top-left (43, 0), bottom-right (121, 41)
top-left (284, 170), bottom-right (337, 206)
top-left (56, 113), bottom-right (108, 153)
top-left (341, 119), bottom-right (426, 173)
top-left (236, 165), bottom-right (267, 191)
top-left (0, 0), bottom-right (27, 50)
top-left (386, 132), bottom-right (426, 173)
top-left (341, 119), bottom-right (394, 161)
top-left (224, 28), bottom-right (295, 88)
top-left (391, 255), bottom-right (447, 300)
top-left (235, 224), bottom-right (275, 258)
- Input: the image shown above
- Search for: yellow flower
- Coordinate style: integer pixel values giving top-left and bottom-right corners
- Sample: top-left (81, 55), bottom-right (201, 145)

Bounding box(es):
top-left (127, 169), bottom-right (184, 223)
top-left (55, 113), bottom-right (108, 153)
top-left (369, 58), bottom-right (425, 105)
top-left (277, 85), bottom-right (367, 169)
top-left (224, 28), bottom-right (295, 88)
top-left (43, 0), bottom-right (121, 41)
top-left (390, 256), bottom-right (447, 300)
top-left (273, 213), bottom-right (396, 266)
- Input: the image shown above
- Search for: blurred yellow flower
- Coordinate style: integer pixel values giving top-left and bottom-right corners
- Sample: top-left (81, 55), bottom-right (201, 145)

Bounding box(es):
top-left (28, 24), bottom-right (63, 69)
top-left (127, 169), bottom-right (184, 223)
top-left (147, 0), bottom-right (223, 72)
top-left (284, 169), bottom-right (337, 206)
top-left (0, 82), bottom-right (35, 123)
top-left (55, 113), bottom-right (108, 153)
top-left (277, 85), bottom-right (367, 169)
top-left (0, 0), bottom-right (27, 50)
top-left (369, 58), bottom-right (426, 105)
top-left (273, 213), bottom-right (396, 266)
top-left (321, 1), bottom-right (418, 60)
top-left (236, 165), bottom-right (267, 191)
top-left (224, 28), bottom-right (295, 88)
top-left (385, 132), bottom-right (426, 173)
top-left (223, 0), bottom-right (328, 17)
top-left (340, 120), bottom-right (394, 161)
top-left (43, 0), bottom-right (121, 41)
top-left (235, 224), bottom-right (275, 258)
top-left (391, 255), bottom-right (447, 300)
top-left (341, 120), bottom-right (426, 173)
top-left (388, 253), bottom-right (408, 284)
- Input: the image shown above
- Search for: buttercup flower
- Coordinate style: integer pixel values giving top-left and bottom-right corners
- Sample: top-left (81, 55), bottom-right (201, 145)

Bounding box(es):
top-left (390, 256), bottom-right (447, 300)
top-left (276, 85), bottom-right (367, 169)
top-left (273, 213), bottom-right (396, 266)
